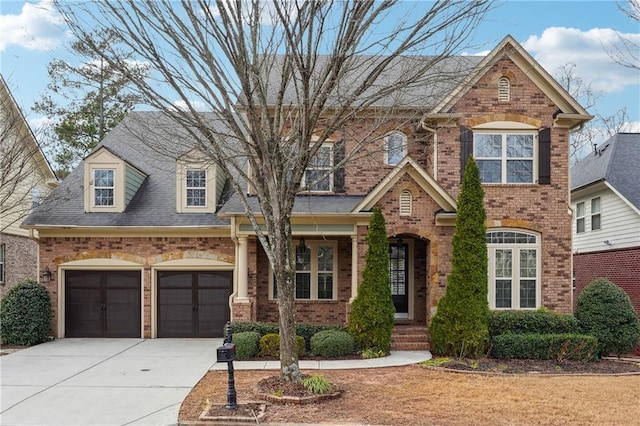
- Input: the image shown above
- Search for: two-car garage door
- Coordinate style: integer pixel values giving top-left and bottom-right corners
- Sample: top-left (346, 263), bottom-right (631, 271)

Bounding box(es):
top-left (64, 270), bottom-right (232, 338)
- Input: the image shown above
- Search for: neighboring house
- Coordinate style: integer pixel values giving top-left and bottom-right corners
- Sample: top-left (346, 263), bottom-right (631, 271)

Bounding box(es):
top-left (571, 133), bottom-right (640, 315)
top-left (0, 75), bottom-right (57, 298)
top-left (23, 35), bottom-right (591, 340)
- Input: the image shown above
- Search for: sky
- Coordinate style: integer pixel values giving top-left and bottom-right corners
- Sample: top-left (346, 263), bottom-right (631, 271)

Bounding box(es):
top-left (1, 0), bottom-right (639, 145)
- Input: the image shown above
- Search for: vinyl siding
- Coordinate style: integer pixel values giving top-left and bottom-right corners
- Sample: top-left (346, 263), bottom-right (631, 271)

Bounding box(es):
top-left (125, 164), bottom-right (146, 207)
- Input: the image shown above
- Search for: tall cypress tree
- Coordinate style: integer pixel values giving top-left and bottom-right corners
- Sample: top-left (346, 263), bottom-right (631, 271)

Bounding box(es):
top-left (429, 156), bottom-right (490, 358)
top-left (348, 207), bottom-right (395, 353)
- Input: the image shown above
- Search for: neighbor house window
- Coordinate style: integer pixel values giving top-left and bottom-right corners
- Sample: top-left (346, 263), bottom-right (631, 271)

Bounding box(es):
top-left (302, 144), bottom-right (333, 192)
top-left (487, 230), bottom-right (540, 309)
top-left (576, 202), bottom-right (585, 233)
top-left (385, 132), bottom-right (407, 166)
top-left (0, 244), bottom-right (4, 283)
top-left (186, 169), bottom-right (207, 207)
top-left (591, 197), bottom-right (601, 231)
top-left (93, 169), bottom-right (115, 206)
top-left (474, 132), bottom-right (536, 183)
top-left (32, 188), bottom-right (42, 209)
top-left (498, 77), bottom-right (510, 102)
top-left (272, 241), bottom-right (336, 300)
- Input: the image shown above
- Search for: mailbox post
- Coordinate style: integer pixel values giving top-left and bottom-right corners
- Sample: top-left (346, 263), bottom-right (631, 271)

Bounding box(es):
top-left (216, 322), bottom-right (237, 410)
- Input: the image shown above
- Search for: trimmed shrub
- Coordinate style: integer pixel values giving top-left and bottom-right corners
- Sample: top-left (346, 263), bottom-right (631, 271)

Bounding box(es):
top-left (230, 321), bottom-right (279, 337)
top-left (491, 333), bottom-right (598, 362)
top-left (575, 278), bottom-right (640, 357)
top-left (0, 279), bottom-right (52, 346)
top-left (310, 330), bottom-right (355, 358)
top-left (233, 331), bottom-right (260, 360)
top-left (259, 333), bottom-right (306, 357)
top-left (348, 207), bottom-right (395, 353)
top-left (489, 310), bottom-right (579, 337)
top-left (296, 324), bottom-right (347, 351)
top-left (429, 157), bottom-right (490, 358)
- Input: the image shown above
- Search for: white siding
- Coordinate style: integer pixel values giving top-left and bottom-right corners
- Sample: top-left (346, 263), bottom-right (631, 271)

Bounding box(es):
top-left (573, 187), bottom-right (640, 253)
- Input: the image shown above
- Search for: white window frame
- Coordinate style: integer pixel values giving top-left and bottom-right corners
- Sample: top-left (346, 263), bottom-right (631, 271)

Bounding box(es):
top-left (93, 168), bottom-right (115, 207)
top-left (576, 201), bottom-right (586, 234)
top-left (591, 197), bottom-right (601, 231)
top-left (270, 240), bottom-right (337, 301)
top-left (384, 132), bottom-right (407, 166)
top-left (186, 168), bottom-right (207, 207)
top-left (487, 230), bottom-right (541, 310)
top-left (474, 130), bottom-right (538, 184)
top-left (301, 144), bottom-right (333, 192)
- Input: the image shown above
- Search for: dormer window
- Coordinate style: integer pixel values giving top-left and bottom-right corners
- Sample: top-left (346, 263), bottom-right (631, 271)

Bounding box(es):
top-left (385, 132), bottom-right (406, 166)
top-left (498, 77), bottom-right (510, 102)
top-left (186, 169), bottom-right (207, 207)
top-left (93, 169), bottom-right (115, 206)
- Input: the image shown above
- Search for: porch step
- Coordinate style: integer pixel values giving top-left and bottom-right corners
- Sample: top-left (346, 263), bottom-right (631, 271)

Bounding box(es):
top-left (391, 325), bottom-right (430, 351)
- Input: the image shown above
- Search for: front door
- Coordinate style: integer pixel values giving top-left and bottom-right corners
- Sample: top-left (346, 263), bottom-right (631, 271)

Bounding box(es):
top-left (390, 242), bottom-right (409, 318)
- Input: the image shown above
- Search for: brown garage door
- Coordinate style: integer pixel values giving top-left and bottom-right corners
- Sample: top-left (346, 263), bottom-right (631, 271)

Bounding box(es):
top-left (65, 270), bottom-right (141, 338)
top-left (157, 271), bottom-right (232, 337)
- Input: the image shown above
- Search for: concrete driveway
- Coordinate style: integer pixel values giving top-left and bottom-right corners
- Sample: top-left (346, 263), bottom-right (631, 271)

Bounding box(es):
top-left (0, 338), bottom-right (221, 425)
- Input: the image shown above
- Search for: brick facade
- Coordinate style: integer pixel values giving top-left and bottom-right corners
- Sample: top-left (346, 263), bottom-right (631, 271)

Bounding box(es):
top-left (573, 247), bottom-right (640, 316)
top-left (0, 233), bottom-right (39, 299)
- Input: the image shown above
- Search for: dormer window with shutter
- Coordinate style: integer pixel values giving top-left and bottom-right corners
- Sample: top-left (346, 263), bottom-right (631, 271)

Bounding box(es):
top-left (176, 149), bottom-right (223, 213)
top-left (301, 143), bottom-right (333, 192)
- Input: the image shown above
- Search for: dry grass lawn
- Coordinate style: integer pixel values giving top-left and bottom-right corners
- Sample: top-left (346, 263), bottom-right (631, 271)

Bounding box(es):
top-left (179, 365), bottom-right (640, 425)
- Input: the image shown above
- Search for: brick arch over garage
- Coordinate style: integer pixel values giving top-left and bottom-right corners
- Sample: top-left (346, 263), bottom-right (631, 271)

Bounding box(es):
top-left (54, 251), bottom-right (146, 266)
top-left (149, 250), bottom-right (235, 266)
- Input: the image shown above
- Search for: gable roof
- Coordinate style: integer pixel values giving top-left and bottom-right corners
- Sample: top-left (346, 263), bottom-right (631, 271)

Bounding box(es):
top-left (353, 156), bottom-right (457, 213)
top-left (571, 133), bottom-right (640, 211)
top-left (424, 35), bottom-right (592, 128)
top-left (22, 112), bottom-right (232, 229)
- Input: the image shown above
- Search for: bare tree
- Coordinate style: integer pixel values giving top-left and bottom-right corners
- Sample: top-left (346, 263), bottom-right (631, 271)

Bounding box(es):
top-left (556, 63), bottom-right (630, 163)
top-left (608, 0), bottom-right (640, 70)
top-left (1, 77), bottom-right (56, 233)
top-left (55, 0), bottom-right (492, 382)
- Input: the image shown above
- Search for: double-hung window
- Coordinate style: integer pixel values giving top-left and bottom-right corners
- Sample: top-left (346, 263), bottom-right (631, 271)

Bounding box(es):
top-left (576, 202), bottom-right (585, 233)
top-left (272, 241), bottom-right (336, 300)
top-left (591, 197), bottom-right (601, 231)
top-left (475, 132), bottom-right (536, 183)
top-left (302, 145), bottom-right (333, 192)
top-left (186, 169), bottom-right (207, 207)
top-left (93, 169), bottom-right (115, 206)
top-left (487, 230), bottom-right (540, 309)
top-left (385, 132), bottom-right (406, 166)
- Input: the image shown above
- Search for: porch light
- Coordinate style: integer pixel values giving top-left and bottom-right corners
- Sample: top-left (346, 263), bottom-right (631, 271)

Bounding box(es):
top-left (42, 266), bottom-right (52, 283)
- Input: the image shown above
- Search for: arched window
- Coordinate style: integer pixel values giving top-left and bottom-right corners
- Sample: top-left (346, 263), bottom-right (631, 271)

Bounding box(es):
top-left (384, 132), bottom-right (406, 165)
top-left (486, 230), bottom-right (540, 309)
top-left (498, 77), bottom-right (510, 102)
top-left (399, 190), bottom-right (412, 216)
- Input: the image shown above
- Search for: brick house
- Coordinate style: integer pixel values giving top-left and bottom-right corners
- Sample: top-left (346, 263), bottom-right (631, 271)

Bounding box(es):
top-left (571, 133), bottom-right (640, 315)
top-left (1, 75), bottom-right (57, 298)
top-left (23, 35), bottom-right (591, 340)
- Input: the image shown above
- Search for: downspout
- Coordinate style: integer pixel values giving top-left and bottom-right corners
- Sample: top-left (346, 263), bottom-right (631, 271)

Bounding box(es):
top-left (229, 216), bottom-right (237, 321)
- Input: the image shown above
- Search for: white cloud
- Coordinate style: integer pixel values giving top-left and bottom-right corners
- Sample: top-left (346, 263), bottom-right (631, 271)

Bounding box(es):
top-left (173, 100), bottom-right (209, 112)
top-left (523, 27), bottom-right (640, 95)
top-left (0, 0), bottom-right (67, 52)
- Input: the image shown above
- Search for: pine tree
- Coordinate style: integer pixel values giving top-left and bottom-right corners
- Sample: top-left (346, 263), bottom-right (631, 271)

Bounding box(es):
top-left (348, 207), bottom-right (395, 353)
top-left (429, 156), bottom-right (490, 358)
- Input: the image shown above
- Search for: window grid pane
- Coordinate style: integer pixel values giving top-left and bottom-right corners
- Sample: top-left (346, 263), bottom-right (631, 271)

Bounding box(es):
top-left (476, 133), bottom-right (535, 183)
top-left (317, 274), bottom-right (333, 299)
top-left (496, 280), bottom-right (512, 308)
top-left (94, 169), bottom-right (114, 206)
top-left (386, 133), bottom-right (405, 165)
top-left (520, 280), bottom-right (536, 308)
top-left (295, 273), bottom-right (311, 299)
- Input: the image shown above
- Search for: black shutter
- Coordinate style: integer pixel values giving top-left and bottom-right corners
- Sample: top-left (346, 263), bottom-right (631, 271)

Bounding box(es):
top-left (460, 126), bottom-right (473, 181)
top-left (538, 127), bottom-right (551, 185)
top-left (333, 140), bottom-right (345, 193)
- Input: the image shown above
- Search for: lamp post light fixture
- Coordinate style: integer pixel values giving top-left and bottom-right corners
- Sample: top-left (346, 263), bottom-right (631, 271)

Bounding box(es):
top-left (42, 266), bottom-right (52, 283)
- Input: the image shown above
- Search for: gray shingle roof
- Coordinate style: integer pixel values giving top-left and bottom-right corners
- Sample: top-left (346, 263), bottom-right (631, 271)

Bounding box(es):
top-left (219, 193), bottom-right (365, 215)
top-left (571, 133), bottom-right (640, 210)
top-left (23, 112), bottom-right (232, 228)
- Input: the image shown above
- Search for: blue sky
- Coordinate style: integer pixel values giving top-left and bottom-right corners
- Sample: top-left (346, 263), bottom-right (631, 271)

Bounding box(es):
top-left (1, 1), bottom-right (639, 138)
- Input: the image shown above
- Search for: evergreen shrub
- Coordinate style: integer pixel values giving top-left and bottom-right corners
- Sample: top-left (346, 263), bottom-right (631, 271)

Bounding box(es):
top-left (489, 309), bottom-right (579, 337)
top-left (232, 331), bottom-right (260, 360)
top-left (258, 333), bottom-right (306, 357)
top-left (310, 330), bottom-right (355, 358)
top-left (575, 278), bottom-right (640, 357)
top-left (0, 279), bottom-right (52, 346)
top-left (491, 333), bottom-right (598, 362)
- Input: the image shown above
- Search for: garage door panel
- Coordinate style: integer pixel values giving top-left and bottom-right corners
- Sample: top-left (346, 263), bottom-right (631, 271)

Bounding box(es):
top-left (157, 271), bottom-right (231, 338)
top-left (65, 270), bottom-right (141, 338)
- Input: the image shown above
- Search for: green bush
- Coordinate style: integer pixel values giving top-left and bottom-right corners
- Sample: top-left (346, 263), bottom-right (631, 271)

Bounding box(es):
top-left (575, 278), bottom-right (640, 357)
top-left (258, 333), bottom-right (306, 358)
top-left (489, 309), bottom-right (579, 337)
top-left (348, 207), bottom-right (395, 352)
top-left (310, 330), bottom-right (355, 358)
top-left (232, 331), bottom-right (260, 360)
top-left (0, 279), bottom-right (52, 346)
top-left (230, 321), bottom-right (279, 337)
top-left (302, 374), bottom-right (334, 394)
top-left (491, 333), bottom-right (598, 362)
top-left (296, 324), bottom-right (347, 351)
top-left (429, 157), bottom-right (490, 358)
